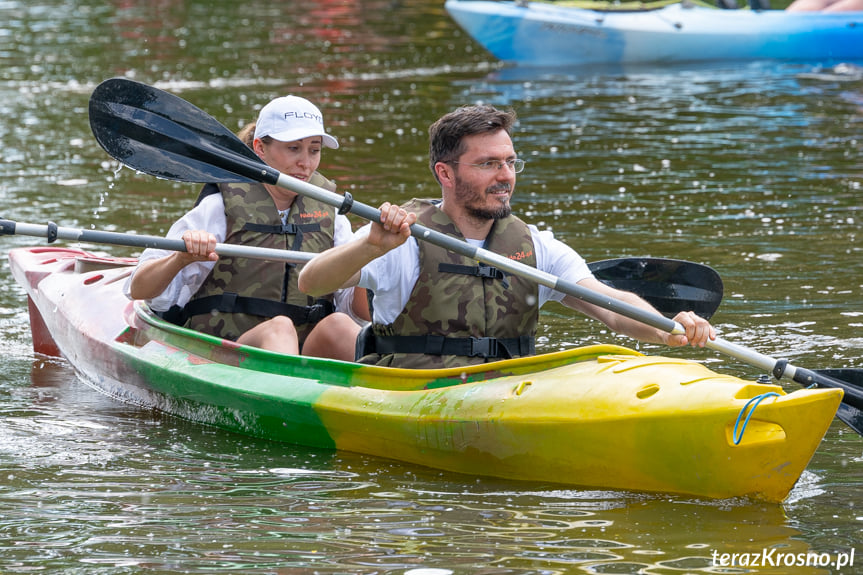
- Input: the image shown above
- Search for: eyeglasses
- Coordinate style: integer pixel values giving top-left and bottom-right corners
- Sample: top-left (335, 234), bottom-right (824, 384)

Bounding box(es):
top-left (449, 158), bottom-right (525, 174)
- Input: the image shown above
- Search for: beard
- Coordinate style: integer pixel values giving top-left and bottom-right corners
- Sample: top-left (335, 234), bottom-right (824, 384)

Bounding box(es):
top-left (454, 177), bottom-right (512, 221)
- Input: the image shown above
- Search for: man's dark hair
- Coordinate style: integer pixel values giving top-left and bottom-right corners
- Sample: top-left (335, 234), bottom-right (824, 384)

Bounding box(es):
top-left (428, 105), bottom-right (517, 183)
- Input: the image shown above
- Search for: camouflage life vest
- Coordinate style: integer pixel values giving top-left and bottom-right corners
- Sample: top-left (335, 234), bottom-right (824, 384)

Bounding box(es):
top-left (180, 176), bottom-right (337, 344)
top-left (363, 198), bottom-right (538, 369)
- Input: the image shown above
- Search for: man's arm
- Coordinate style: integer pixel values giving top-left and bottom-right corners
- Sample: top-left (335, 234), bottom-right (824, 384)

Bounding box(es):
top-left (299, 202), bottom-right (416, 297)
top-left (562, 277), bottom-right (715, 348)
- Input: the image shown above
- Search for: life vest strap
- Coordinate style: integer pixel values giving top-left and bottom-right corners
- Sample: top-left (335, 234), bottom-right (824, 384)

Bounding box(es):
top-left (370, 333), bottom-right (534, 359)
top-left (242, 222), bottom-right (321, 235)
top-left (438, 261), bottom-right (510, 284)
top-left (157, 293), bottom-right (334, 328)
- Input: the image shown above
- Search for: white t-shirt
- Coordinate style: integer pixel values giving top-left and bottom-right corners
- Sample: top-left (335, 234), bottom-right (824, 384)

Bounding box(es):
top-left (356, 223), bottom-right (593, 324)
top-left (123, 192), bottom-right (356, 317)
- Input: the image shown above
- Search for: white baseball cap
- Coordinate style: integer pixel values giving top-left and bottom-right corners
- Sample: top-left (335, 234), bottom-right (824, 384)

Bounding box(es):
top-left (253, 95), bottom-right (339, 149)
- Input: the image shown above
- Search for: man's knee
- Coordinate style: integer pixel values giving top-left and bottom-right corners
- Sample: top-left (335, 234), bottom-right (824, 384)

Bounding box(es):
top-left (312, 313), bottom-right (360, 344)
top-left (332, 313), bottom-right (362, 337)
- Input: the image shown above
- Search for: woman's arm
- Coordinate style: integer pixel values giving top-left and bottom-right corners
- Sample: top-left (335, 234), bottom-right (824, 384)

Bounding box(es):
top-left (128, 230), bottom-right (218, 300)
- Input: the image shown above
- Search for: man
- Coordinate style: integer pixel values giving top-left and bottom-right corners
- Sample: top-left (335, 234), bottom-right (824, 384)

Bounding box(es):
top-left (298, 105), bottom-right (714, 368)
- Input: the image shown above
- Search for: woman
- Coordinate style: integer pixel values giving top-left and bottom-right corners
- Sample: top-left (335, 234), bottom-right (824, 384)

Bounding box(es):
top-left (125, 95), bottom-right (362, 360)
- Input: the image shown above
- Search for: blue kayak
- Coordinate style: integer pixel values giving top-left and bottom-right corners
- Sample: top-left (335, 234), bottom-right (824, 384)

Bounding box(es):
top-left (445, 0), bottom-right (863, 67)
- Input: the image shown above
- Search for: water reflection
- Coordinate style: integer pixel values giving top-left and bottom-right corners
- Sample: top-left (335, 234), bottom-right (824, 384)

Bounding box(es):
top-left (0, 422), bottom-right (827, 574)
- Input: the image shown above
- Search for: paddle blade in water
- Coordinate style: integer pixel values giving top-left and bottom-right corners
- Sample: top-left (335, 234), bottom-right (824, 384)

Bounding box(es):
top-left (88, 77), bottom-right (275, 184)
top-left (589, 258), bottom-right (723, 319)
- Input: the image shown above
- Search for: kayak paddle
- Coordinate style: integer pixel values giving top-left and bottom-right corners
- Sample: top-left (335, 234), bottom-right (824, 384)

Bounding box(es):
top-left (588, 257), bottom-right (722, 320)
top-left (0, 219), bottom-right (315, 264)
top-left (87, 77), bottom-right (863, 434)
top-left (0, 218), bottom-right (722, 320)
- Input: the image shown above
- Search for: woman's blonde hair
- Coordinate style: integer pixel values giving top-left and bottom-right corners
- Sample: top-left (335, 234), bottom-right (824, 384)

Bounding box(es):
top-left (237, 122), bottom-right (256, 149)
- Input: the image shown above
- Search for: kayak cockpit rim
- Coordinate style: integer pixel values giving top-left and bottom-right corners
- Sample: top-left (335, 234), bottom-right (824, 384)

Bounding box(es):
top-left (130, 300), bottom-right (647, 391)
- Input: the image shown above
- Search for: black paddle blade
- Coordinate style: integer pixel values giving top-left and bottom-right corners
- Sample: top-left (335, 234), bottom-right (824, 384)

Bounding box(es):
top-left (812, 369), bottom-right (863, 434)
top-left (836, 403), bottom-right (863, 436)
top-left (88, 77), bottom-right (275, 185)
top-left (588, 257), bottom-right (723, 320)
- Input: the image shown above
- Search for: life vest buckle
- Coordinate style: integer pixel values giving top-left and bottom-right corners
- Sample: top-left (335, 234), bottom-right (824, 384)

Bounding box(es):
top-left (306, 299), bottom-right (335, 324)
top-left (468, 336), bottom-right (498, 358)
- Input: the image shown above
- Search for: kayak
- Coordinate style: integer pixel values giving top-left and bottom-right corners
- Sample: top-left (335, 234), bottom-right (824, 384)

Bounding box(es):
top-left (444, 0), bottom-right (863, 67)
top-left (8, 245), bottom-right (842, 502)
